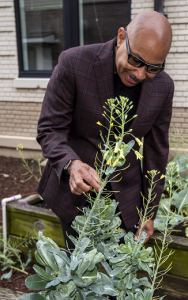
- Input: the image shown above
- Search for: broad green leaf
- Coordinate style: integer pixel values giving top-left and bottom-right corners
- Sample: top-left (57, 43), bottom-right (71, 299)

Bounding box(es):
top-left (90, 283), bottom-right (118, 296)
top-left (45, 278), bottom-right (61, 288)
top-left (88, 252), bottom-right (104, 271)
top-left (48, 249), bottom-right (70, 266)
top-left (125, 273), bottom-right (133, 289)
top-left (98, 272), bottom-right (113, 286)
top-left (76, 249), bottom-right (97, 276)
top-left (173, 188), bottom-right (188, 212)
top-left (25, 274), bottom-right (49, 290)
top-left (171, 155), bottom-right (188, 173)
top-left (72, 237), bottom-right (91, 260)
top-left (33, 265), bottom-right (55, 281)
top-left (144, 289), bottom-right (153, 300)
top-left (35, 250), bottom-right (47, 267)
top-left (38, 232), bottom-right (59, 250)
top-left (37, 241), bottom-right (59, 271)
top-left (59, 270), bottom-right (72, 282)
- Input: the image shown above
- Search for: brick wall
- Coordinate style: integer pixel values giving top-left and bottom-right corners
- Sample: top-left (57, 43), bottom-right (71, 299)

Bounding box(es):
top-left (0, 0), bottom-right (45, 155)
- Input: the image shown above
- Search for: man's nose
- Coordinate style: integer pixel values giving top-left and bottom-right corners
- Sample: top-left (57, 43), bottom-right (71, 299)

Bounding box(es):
top-left (134, 66), bottom-right (147, 81)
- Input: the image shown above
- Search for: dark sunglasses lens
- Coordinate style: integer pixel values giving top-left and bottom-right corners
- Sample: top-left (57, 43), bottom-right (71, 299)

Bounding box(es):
top-left (147, 66), bottom-right (162, 74)
top-left (128, 55), bottom-right (142, 67)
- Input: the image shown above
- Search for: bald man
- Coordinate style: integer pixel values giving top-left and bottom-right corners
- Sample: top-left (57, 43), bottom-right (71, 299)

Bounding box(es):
top-left (37, 11), bottom-right (174, 248)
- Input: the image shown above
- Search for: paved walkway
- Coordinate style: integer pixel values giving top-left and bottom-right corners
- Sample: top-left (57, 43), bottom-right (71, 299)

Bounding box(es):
top-left (0, 287), bottom-right (23, 299)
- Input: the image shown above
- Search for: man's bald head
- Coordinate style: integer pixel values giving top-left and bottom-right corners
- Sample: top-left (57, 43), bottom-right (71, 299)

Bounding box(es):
top-left (127, 11), bottom-right (172, 59)
top-left (115, 10), bottom-right (172, 87)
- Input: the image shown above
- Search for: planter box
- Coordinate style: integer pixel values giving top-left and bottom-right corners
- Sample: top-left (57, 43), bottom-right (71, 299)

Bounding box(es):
top-left (6, 194), bottom-right (65, 260)
top-left (147, 232), bottom-right (188, 279)
top-left (145, 232), bottom-right (188, 300)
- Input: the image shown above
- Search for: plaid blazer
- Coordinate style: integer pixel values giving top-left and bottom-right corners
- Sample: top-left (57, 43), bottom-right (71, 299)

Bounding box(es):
top-left (37, 38), bottom-right (174, 228)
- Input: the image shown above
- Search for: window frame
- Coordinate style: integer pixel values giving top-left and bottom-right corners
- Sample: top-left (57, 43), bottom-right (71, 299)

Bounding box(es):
top-left (14, 0), bottom-right (79, 78)
top-left (14, 0), bottom-right (131, 78)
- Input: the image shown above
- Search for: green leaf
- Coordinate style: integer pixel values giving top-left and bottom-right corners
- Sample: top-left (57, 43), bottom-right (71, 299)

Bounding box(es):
top-left (17, 294), bottom-right (45, 300)
top-left (58, 270), bottom-right (72, 283)
top-left (171, 155), bottom-right (188, 174)
top-left (33, 265), bottom-right (55, 281)
top-left (45, 278), bottom-right (61, 288)
top-left (173, 188), bottom-right (188, 212)
top-left (37, 241), bottom-right (59, 271)
top-left (1, 269), bottom-right (12, 280)
top-left (25, 274), bottom-right (49, 290)
top-left (90, 283), bottom-right (118, 296)
top-left (48, 249), bottom-right (70, 266)
top-left (76, 249), bottom-right (97, 276)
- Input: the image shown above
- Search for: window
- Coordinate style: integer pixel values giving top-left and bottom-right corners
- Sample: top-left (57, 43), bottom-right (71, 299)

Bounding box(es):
top-left (14, 0), bottom-right (130, 78)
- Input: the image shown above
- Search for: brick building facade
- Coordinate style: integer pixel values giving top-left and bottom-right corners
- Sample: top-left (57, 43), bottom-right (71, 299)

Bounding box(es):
top-left (0, 0), bottom-right (187, 157)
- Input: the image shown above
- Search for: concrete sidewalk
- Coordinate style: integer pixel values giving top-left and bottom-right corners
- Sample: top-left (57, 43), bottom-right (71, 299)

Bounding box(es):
top-left (0, 287), bottom-right (23, 299)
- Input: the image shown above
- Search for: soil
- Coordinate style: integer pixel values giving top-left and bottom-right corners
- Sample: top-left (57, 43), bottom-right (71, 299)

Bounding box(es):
top-left (0, 156), bottom-right (41, 293)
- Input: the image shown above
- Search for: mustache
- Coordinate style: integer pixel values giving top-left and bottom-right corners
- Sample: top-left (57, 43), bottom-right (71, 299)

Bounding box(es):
top-left (128, 72), bottom-right (144, 83)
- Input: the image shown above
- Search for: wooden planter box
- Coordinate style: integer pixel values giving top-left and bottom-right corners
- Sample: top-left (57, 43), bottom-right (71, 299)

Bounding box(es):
top-left (6, 194), bottom-right (65, 260)
top-left (146, 232), bottom-right (188, 299)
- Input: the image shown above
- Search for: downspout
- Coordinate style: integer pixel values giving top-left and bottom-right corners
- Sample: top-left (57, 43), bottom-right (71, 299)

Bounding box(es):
top-left (154, 0), bottom-right (168, 18)
top-left (2, 195), bottom-right (22, 251)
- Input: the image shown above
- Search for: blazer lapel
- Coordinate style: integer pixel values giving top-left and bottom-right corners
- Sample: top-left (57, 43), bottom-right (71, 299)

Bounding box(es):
top-left (94, 39), bottom-right (115, 128)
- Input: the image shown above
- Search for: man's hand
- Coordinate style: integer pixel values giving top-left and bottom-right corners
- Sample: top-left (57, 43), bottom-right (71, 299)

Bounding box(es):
top-left (68, 160), bottom-right (100, 195)
top-left (134, 219), bottom-right (154, 243)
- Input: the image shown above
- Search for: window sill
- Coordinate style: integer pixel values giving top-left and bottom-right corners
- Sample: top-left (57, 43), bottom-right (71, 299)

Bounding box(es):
top-left (13, 78), bottom-right (50, 89)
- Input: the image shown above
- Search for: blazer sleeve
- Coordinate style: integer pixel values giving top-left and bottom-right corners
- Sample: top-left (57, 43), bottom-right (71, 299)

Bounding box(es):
top-left (142, 80), bottom-right (174, 219)
top-left (37, 51), bottom-right (81, 184)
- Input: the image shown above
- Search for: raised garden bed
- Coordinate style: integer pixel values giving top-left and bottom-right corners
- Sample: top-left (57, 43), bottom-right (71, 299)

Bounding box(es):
top-left (6, 194), bottom-right (64, 261)
top-left (146, 232), bottom-right (188, 299)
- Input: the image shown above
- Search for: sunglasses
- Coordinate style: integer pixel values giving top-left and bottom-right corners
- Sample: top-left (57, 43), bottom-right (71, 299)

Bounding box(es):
top-left (126, 31), bottom-right (165, 74)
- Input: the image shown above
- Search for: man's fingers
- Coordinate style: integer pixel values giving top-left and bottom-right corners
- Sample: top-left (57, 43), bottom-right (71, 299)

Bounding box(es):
top-left (70, 175), bottom-right (91, 194)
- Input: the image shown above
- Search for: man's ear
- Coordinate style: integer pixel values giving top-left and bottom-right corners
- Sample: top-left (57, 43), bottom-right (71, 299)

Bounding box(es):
top-left (117, 27), bottom-right (126, 48)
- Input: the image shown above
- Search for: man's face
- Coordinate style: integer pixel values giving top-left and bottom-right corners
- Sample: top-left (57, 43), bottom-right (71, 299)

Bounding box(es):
top-left (115, 28), bottom-right (166, 87)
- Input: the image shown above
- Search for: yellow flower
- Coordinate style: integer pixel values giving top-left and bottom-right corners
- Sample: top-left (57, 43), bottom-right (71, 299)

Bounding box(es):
top-left (96, 121), bottom-right (102, 126)
top-left (113, 158), bottom-right (119, 167)
top-left (135, 151), bottom-right (143, 160)
top-left (98, 143), bottom-right (101, 149)
top-left (114, 134), bottom-right (118, 140)
top-left (114, 143), bottom-right (120, 153)
top-left (104, 150), bottom-right (109, 159)
top-left (119, 149), bottom-right (124, 159)
top-left (135, 138), bottom-right (143, 147)
top-left (166, 187), bottom-right (169, 192)
top-left (16, 144), bottom-right (23, 150)
top-left (160, 174), bottom-right (166, 179)
top-left (106, 156), bottom-right (113, 165)
top-left (110, 122), bottom-right (113, 127)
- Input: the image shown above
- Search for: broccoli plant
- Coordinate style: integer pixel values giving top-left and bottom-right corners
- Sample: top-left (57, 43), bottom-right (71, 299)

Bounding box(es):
top-left (18, 97), bottom-right (173, 300)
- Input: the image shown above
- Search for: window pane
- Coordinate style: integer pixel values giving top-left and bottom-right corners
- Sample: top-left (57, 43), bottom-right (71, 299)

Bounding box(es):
top-left (79, 0), bottom-right (130, 46)
top-left (19, 0), bottom-right (64, 71)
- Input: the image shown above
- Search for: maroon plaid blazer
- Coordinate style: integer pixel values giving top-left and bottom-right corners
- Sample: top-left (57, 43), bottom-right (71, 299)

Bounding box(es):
top-left (37, 38), bottom-right (174, 228)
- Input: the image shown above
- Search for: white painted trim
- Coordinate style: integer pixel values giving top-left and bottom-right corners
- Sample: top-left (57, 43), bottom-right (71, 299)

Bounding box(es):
top-left (13, 78), bottom-right (50, 89)
top-left (0, 135), bottom-right (41, 150)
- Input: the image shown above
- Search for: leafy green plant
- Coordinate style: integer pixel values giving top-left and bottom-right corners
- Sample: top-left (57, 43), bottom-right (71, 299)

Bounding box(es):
top-left (154, 156), bottom-right (188, 233)
top-left (0, 229), bottom-right (37, 280)
top-left (17, 97), bottom-right (173, 300)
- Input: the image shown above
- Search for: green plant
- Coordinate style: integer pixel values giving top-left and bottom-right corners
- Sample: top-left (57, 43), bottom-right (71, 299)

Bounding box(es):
top-left (154, 156), bottom-right (188, 233)
top-left (17, 97), bottom-right (173, 300)
top-left (16, 144), bottom-right (42, 183)
top-left (0, 229), bottom-right (37, 280)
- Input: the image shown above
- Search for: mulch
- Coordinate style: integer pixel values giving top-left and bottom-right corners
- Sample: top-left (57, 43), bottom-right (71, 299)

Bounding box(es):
top-left (0, 156), bottom-right (41, 293)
